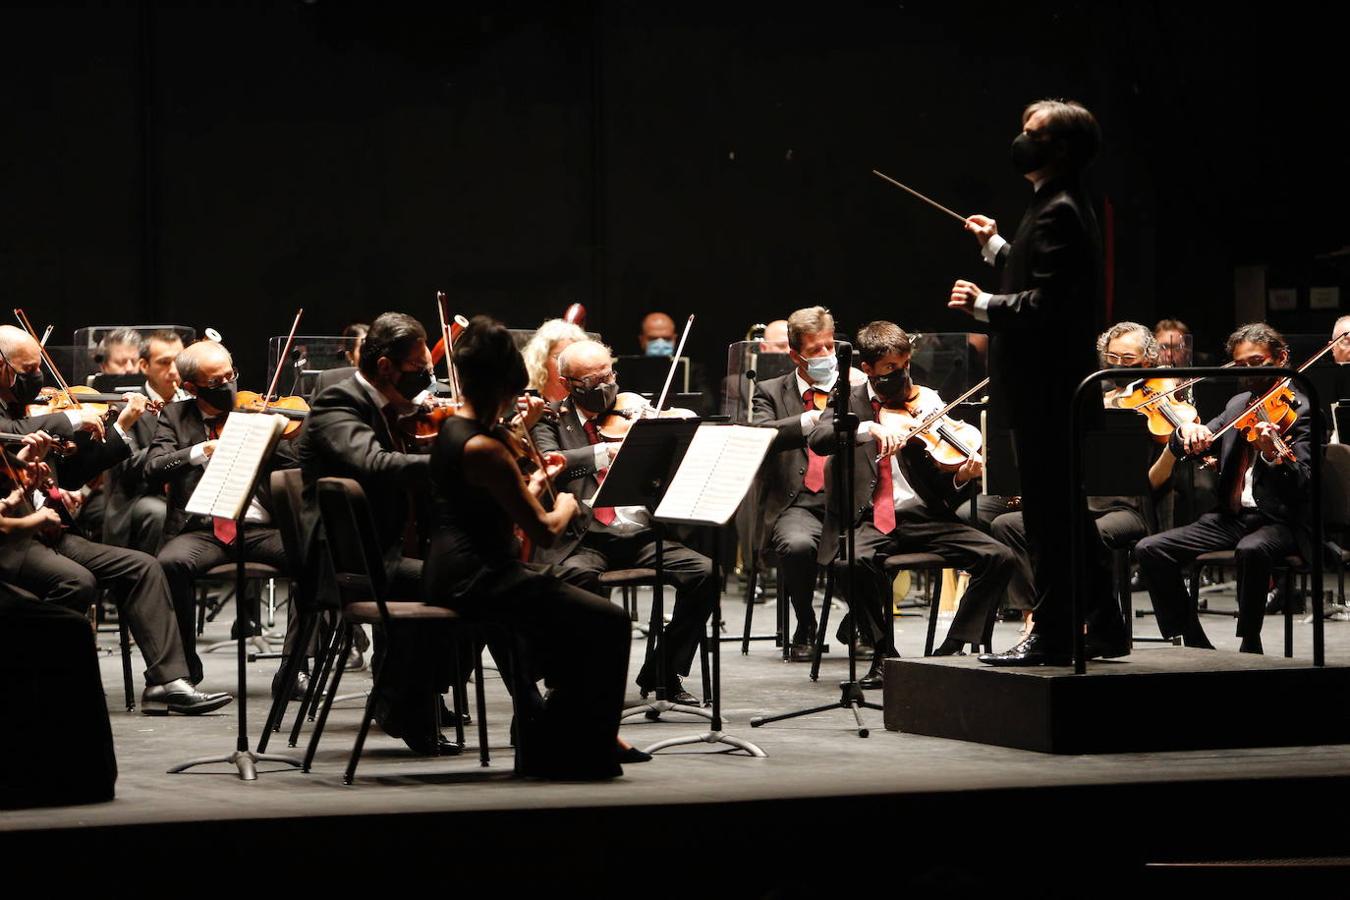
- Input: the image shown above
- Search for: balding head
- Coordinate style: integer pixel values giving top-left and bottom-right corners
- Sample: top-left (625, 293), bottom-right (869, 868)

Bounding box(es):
top-left (639, 312), bottom-right (676, 354)
top-left (1334, 315), bottom-right (1350, 365)
top-left (176, 340), bottom-right (237, 416)
top-left (0, 325), bottom-right (40, 373)
top-left (761, 319), bottom-right (789, 351)
top-left (557, 339), bottom-right (613, 380)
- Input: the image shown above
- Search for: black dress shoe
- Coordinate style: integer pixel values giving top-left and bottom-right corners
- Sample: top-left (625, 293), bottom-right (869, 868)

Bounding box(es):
top-left (931, 638), bottom-right (967, 657)
top-left (270, 666), bottom-right (309, 702)
top-left (440, 697), bottom-right (471, 727)
top-left (668, 687), bottom-right (700, 706)
top-left (403, 731), bottom-right (463, 757)
top-left (858, 657), bottom-right (893, 689)
top-left (789, 641), bottom-right (815, 662)
top-left (141, 680), bottom-right (234, 716)
top-left (977, 633), bottom-right (1070, 667)
top-left (617, 745), bottom-right (653, 764)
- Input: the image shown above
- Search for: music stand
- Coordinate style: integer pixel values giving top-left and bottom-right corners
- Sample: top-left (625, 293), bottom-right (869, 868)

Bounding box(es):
top-left (591, 417), bottom-right (714, 726)
top-left (167, 413), bottom-right (302, 781)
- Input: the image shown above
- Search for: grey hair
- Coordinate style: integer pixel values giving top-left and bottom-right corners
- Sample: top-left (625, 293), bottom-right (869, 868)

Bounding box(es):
top-left (98, 327), bottom-right (144, 356)
top-left (556, 339), bottom-right (613, 378)
top-left (1096, 322), bottom-right (1159, 367)
top-left (0, 325), bottom-right (31, 363)
top-left (523, 319), bottom-right (588, 391)
top-left (175, 340), bottom-right (232, 385)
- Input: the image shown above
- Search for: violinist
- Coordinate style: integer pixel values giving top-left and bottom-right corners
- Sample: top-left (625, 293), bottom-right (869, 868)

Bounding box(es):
top-left (750, 306), bottom-right (839, 661)
top-left (146, 340), bottom-right (298, 685)
top-left (95, 327), bottom-right (144, 376)
top-left (523, 318), bottom-right (588, 403)
top-left (0, 355), bottom-right (231, 715)
top-left (1331, 315), bottom-right (1350, 444)
top-left (808, 321), bottom-right (1015, 688)
top-left (1134, 323), bottom-right (1312, 654)
top-left (990, 322), bottom-right (1175, 630)
top-left (530, 339), bottom-right (717, 706)
top-left (0, 325), bottom-right (109, 442)
top-left (295, 312), bottom-right (459, 754)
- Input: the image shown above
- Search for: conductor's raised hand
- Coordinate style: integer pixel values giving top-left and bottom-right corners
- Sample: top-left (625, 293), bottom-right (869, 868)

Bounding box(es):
top-left (964, 214), bottom-right (998, 248)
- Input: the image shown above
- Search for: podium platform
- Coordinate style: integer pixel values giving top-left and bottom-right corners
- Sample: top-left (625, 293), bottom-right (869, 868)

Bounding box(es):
top-left (883, 648), bottom-right (1350, 754)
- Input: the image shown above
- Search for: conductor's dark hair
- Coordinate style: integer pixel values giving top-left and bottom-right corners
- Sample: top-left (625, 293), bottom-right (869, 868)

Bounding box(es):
top-left (1226, 323), bottom-right (1287, 359)
top-left (454, 316), bottom-right (528, 417)
top-left (359, 312), bottom-right (427, 378)
top-left (855, 321), bottom-right (912, 366)
top-left (1023, 99), bottom-right (1101, 170)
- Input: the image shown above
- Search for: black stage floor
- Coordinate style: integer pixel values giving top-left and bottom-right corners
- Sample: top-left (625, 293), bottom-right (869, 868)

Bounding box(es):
top-left (4, 580), bottom-right (1350, 892)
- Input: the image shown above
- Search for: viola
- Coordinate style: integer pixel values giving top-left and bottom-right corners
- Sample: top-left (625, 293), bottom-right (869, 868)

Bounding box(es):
top-left (1215, 383), bottom-right (1299, 466)
top-left (593, 391), bottom-right (697, 441)
top-left (234, 390), bottom-right (310, 437)
top-left (1107, 377), bottom-right (1201, 443)
top-left (874, 377), bottom-right (989, 472)
top-left (0, 432), bottom-right (77, 459)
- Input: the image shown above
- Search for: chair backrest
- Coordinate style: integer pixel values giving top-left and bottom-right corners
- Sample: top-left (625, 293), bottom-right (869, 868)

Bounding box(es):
top-left (1322, 444), bottom-right (1350, 531)
top-left (269, 469), bottom-right (314, 608)
top-left (315, 477), bottom-right (390, 618)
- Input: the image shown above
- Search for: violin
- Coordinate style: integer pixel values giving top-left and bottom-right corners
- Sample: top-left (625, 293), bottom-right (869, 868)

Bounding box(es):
top-left (0, 431), bottom-right (78, 459)
top-left (396, 397), bottom-right (457, 450)
top-left (875, 377), bottom-right (989, 472)
top-left (1107, 377), bottom-right (1201, 443)
top-left (232, 308), bottom-right (309, 439)
top-left (1211, 382), bottom-right (1299, 466)
top-left (24, 385), bottom-right (164, 421)
top-left (592, 391), bottom-right (697, 441)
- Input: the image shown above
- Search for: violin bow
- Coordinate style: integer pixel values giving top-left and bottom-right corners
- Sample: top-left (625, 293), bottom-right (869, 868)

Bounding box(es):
top-left (434, 290), bottom-right (464, 404)
top-left (262, 308), bottom-right (304, 414)
top-left (13, 309), bottom-right (81, 409)
top-left (654, 314), bottom-right (695, 413)
top-left (900, 377), bottom-right (991, 440)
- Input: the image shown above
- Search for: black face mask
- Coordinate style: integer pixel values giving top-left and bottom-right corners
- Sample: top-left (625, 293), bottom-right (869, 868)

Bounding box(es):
top-left (11, 369), bottom-right (44, 405)
top-left (195, 379), bottom-right (237, 414)
top-left (1240, 366), bottom-right (1278, 395)
top-left (572, 380), bottom-right (618, 414)
top-left (1010, 131), bottom-right (1055, 174)
top-left (870, 367), bottom-right (911, 404)
top-left (394, 368), bottom-right (433, 402)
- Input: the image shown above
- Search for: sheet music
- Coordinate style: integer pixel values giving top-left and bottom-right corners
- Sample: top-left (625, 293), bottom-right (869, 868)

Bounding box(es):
top-left (654, 424), bottom-right (775, 526)
top-left (184, 412), bottom-right (287, 522)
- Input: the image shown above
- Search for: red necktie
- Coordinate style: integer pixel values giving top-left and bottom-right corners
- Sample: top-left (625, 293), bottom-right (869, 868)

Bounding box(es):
top-left (205, 417), bottom-right (238, 545)
top-left (802, 389), bottom-right (827, 493)
top-left (583, 420), bottom-right (617, 526)
top-left (870, 398), bottom-right (896, 534)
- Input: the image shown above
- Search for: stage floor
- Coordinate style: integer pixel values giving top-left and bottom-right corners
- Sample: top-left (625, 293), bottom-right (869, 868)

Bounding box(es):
top-left (5, 580), bottom-right (1350, 889)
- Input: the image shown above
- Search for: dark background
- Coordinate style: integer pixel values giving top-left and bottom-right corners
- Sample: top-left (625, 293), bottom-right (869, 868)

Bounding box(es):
top-left (3, 1), bottom-right (1347, 389)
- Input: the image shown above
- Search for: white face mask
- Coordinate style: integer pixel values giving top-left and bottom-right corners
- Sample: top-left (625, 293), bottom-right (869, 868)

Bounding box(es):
top-left (804, 353), bottom-right (837, 387)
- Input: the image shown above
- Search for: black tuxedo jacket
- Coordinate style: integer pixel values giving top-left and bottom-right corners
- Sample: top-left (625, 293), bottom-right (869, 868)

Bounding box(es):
top-left (102, 389), bottom-right (163, 548)
top-left (529, 397), bottom-right (609, 563)
top-left (808, 382), bottom-right (976, 564)
top-left (752, 371), bottom-right (821, 537)
top-left (0, 402), bottom-right (131, 492)
top-left (144, 399), bottom-right (297, 540)
top-left (1169, 389), bottom-right (1313, 551)
top-left (984, 174), bottom-right (1102, 429)
top-left (294, 376), bottom-right (431, 569)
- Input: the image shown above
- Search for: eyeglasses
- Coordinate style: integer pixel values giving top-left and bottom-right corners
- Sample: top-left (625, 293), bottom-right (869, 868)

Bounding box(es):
top-left (565, 370), bottom-right (615, 391)
top-left (1104, 353), bottom-right (1143, 366)
top-left (194, 369), bottom-right (239, 390)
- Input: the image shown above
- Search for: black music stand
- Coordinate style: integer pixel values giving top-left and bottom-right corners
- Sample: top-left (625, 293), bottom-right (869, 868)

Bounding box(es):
top-left (167, 414), bottom-right (302, 781)
top-left (592, 417), bottom-right (715, 726)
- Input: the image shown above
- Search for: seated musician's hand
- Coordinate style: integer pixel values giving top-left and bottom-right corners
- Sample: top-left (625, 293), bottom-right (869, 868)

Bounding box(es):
top-left (872, 425), bottom-right (905, 459)
top-left (1177, 423), bottom-right (1214, 455)
top-left (965, 214), bottom-right (998, 248)
top-left (518, 394), bottom-right (547, 431)
top-left (16, 430), bottom-right (54, 464)
top-left (539, 451), bottom-right (566, 481)
top-left (31, 507), bottom-right (62, 533)
top-left (1252, 421), bottom-right (1282, 460)
top-left (202, 439), bottom-right (219, 459)
top-left (955, 455), bottom-right (983, 485)
top-left (554, 491), bottom-right (579, 519)
top-left (116, 392), bottom-right (147, 430)
top-left (604, 441), bottom-right (621, 463)
top-left (1, 487), bottom-right (23, 512)
top-left (59, 489), bottom-right (83, 514)
top-left (76, 407), bottom-right (106, 442)
top-left (948, 280), bottom-right (981, 315)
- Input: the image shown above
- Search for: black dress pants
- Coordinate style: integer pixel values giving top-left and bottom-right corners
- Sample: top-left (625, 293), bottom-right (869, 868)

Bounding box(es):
top-left (158, 526), bottom-right (287, 683)
top-left (768, 492), bottom-right (826, 641)
top-left (555, 530), bottom-right (715, 691)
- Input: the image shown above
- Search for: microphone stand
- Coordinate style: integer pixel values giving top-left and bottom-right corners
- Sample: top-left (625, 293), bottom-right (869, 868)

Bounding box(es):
top-left (750, 343), bottom-right (881, 737)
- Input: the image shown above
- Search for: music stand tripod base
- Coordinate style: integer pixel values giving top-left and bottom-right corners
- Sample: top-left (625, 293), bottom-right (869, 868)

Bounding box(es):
top-left (749, 680), bottom-right (881, 739)
top-left (167, 749), bottom-right (302, 781)
top-left (643, 729), bottom-right (767, 757)
top-left (621, 698), bottom-right (714, 723)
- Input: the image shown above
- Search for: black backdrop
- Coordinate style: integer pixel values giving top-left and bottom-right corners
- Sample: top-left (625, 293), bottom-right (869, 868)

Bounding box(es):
top-left (3, 2), bottom-right (1348, 389)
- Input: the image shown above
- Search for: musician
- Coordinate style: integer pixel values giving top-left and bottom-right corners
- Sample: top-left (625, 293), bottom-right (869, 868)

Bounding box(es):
top-left (147, 340), bottom-right (297, 686)
top-left (638, 312), bottom-right (677, 358)
top-left (0, 326), bottom-right (109, 441)
top-left (341, 322), bottom-right (369, 368)
top-left (948, 98), bottom-right (1118, 665)
top-left (1134, 324), bottom-right (1312, 654)
top-left (1155, 318), bottom-right (1192, 368)
top-left (424, 317), bottom-right (634, 778)
top-left (1332, 316), bottom-right (1350, 444)
top-left (751, 306), bottom-right (839, 660)
top-left (101, 330), bottom-right (187, 554)
top-left (523, 318), bottom-right (588, 403)
top-left (296, 311), bottom-right (456, 754)
top-left (809, 321), bottom-right (1015, 688)
top-left (530, 339), bottom-right (717, 704)
top-left (0, 329), bottom-right (230, 714)
top-left (95, 327), bottom-right (144, 376)
top-left (990, 322), bottom-right (1175, 625)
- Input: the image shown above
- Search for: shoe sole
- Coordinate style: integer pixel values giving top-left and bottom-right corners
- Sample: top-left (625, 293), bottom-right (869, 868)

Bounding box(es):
top-left (142, 696), bottom-right (234, 716)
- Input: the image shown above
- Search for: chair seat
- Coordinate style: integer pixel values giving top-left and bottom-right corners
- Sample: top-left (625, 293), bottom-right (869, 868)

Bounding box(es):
top-left (344, 601), bottom-right (462, 624)
top-left (204, 562), bottom-right (283, 579)
top-left (1195, 550), bottom-right (1305, 569)
top-left (879, 553), bottom-right (948, 571)
top-left (598, 568), bottom-right (658, 586)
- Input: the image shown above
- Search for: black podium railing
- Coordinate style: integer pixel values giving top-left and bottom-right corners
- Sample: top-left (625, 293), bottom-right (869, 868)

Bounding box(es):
top-left (1069, 367), bottom-right (1325, 674)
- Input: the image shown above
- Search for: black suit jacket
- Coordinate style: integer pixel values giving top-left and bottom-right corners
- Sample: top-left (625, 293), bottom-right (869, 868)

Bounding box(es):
top-left (101, 391), bottom-right (163, 548)
top-left (529, 397), bottom-right (609, 563)
top-left (809, 382), bottom-right (977, 564)
top-left (0, 402), bottom-right (78, 440)
top-left (0, 402), bottom-right (130, 492)
top-left (144, 399), bottom-right (297, 540)
top-left (1169, 389), bottom-right (1313, 553)
top-left (983, 175), bottom-right (1102, 429)
top-left (752, 371), bottom-right (821, 539)
top-left (294, 376), bottom-right (431, 570)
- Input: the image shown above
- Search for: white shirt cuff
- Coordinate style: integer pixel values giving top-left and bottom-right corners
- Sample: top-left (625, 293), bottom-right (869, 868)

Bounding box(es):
top-left (799, 411), bottom-right (821, 432)
top-left (189, 443), bottom-right (210, 466)
top-left (64, 410), bottom-right (82, 428)
top-left (112, 423), bottom-right (129, 444)
top-left (592, 443), bottom-right (609, 471)
top-left (972, 292), bottom-right (992, 323)
top-left (982, 233), bottom-right (1007, 265)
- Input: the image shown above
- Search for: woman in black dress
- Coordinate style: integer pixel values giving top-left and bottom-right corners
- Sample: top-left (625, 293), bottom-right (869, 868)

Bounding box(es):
top-left (423, 316), bottom-right (636, 779)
